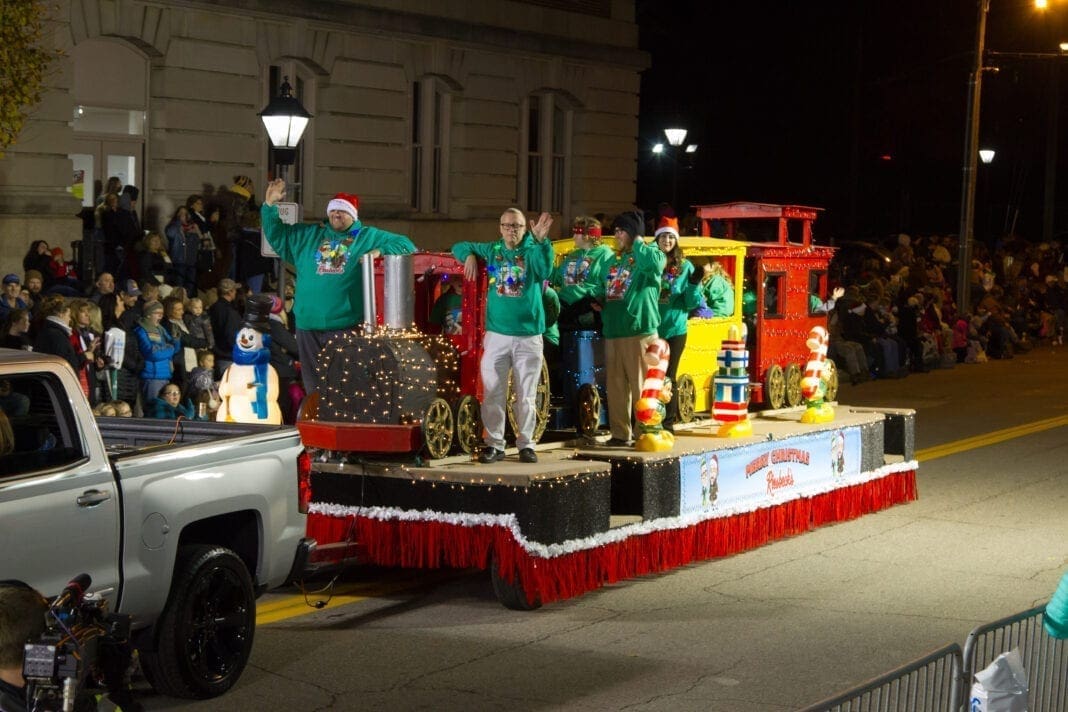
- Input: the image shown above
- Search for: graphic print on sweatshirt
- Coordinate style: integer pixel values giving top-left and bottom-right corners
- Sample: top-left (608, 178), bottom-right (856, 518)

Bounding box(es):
top-left (315, 231), bottom-right (359, 275)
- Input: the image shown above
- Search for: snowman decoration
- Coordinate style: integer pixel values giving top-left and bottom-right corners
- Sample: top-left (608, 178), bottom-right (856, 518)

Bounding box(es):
top-left (217, 294), bottom-right (283, 424)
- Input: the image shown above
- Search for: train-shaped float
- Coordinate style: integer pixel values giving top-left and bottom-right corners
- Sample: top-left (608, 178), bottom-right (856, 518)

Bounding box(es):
top-left (296, 202), bottom-right (918, 610)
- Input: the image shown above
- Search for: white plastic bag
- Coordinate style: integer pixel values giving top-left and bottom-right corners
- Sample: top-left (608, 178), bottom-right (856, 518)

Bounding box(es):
top-left (969, 648), bottom-right (1028, 712)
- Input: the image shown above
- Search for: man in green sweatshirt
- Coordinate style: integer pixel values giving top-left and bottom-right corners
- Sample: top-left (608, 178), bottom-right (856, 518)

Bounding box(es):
top-left (589, 211), bottom-right (666, 446)
top-left (452, 208), bottom-right (554, 464)
top-left (261, 179), bottom-right (415, 395)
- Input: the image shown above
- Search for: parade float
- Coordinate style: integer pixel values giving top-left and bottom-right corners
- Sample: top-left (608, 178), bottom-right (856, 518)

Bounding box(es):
top-left (299, 205), bottom-right (917, 609)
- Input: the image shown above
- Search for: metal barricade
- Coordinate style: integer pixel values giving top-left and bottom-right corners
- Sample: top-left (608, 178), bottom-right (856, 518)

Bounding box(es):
top-left (961, 605), bottom-right (1068, 712)
top-left (797, 643), bottom-right (963, 712)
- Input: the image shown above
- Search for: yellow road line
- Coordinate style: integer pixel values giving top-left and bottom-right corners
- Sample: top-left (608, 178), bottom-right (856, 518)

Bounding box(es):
top-left (915, 414), bottom-right (1068, 462)
top-left (256, 569), bottom-right (471, 625)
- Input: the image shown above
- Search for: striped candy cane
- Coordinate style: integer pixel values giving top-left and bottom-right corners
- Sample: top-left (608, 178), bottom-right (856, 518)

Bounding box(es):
top-left (640, 339), bottom-right (670, 399)
top-left (803, 326), bottom-right (829, 379)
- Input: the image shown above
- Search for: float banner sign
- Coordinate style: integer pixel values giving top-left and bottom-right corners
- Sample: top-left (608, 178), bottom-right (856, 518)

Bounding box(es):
top-left (680, 427), bottom-right (863, 515)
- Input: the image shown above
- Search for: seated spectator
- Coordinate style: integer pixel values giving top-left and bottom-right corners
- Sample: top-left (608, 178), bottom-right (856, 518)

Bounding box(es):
top-left (1, 308), bottom-right (32, 351)
top-left (0, 274), bottom-right (28, 322)
top-left (22, 240), bottom-right (82, 296)
top-left (22, 270), bottom-right (44, 323)
top-left (136, 233), bottom-right (174, 287)
top-left (144, 382), bottom-right (198, 420)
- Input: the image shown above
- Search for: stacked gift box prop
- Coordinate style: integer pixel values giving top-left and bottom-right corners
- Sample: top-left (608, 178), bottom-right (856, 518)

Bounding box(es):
top-left (712, 324), bottom-right (753, 437)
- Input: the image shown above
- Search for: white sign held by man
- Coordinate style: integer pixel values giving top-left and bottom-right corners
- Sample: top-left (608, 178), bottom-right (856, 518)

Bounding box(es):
top-left (262, 202), bottom-right (300, 257)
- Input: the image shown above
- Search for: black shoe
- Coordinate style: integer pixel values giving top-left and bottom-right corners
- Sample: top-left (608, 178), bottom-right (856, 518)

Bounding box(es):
top-left (478, 447), bottom-right (505, 464)
top-left (519, 448), bottom-right (538, 463)
top-left (604, 437), bottom-right (633, 447)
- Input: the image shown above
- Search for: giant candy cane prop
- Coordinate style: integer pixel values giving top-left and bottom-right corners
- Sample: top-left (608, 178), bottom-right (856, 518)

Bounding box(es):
top-left (800, 325), bottom-right (835, 423)
top-left (634, 338), bottom-right (674, 451)
top-left (641, 339), bottom-right (670, 398)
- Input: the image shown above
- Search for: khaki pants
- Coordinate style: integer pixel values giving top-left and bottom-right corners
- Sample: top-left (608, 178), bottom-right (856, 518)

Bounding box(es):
top-left (480, 331), bottom-right (543, 450)
top-left (605, 333), bottom-right (657, 441)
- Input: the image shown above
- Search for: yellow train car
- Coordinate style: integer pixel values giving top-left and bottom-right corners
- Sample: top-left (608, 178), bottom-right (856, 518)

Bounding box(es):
top-left (550, 234), bottom-right (745, 425)
top-left (672, 237), bottom-right (746, 418)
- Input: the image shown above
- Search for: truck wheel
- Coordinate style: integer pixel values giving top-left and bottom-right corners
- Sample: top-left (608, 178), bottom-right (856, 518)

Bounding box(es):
top-left (490, 550), bottom-right (541, 611)
top-left (140, 545), bottom-right (256, 699)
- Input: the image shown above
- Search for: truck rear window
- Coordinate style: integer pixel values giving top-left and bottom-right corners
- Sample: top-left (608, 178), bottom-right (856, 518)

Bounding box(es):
top-left (0, 372), bottom-right (86, 477)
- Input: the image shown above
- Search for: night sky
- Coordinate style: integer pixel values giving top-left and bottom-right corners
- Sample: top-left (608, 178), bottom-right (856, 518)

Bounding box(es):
top-left (634, 0), bottom-right (1068, 245)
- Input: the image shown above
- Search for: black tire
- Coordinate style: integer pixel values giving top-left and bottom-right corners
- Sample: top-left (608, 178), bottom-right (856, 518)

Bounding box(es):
top-left (140, 545), bottom-right (256, 699)
top-left (489, 550), bottom-right (541, 611)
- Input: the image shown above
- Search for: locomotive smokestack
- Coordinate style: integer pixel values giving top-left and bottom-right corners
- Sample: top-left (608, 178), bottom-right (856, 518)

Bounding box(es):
top-left (361, 253), bottom-right (377, 333)
top-left (382, 254), bottom-right (414, 329)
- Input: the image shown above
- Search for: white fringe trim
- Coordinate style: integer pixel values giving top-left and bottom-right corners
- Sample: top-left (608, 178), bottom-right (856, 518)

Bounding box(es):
top-left (309, 460), bottom-right (918, 560)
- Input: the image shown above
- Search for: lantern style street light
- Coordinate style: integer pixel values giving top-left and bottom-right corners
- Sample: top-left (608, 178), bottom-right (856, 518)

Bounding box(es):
top-left (259, 76), bottom-right (312, 180)
top-left (258, 75), bottom-right (311, 298)
top-left (662, 127), bottom-right (694, 213)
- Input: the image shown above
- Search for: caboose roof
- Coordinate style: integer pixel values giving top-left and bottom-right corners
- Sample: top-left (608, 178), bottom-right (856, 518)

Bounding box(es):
top-left (692, 202), bottom-right (823, 221)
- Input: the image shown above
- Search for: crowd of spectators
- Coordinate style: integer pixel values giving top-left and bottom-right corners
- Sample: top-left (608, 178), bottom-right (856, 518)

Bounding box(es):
top-left (827, 232), bottom-right (1065, 384)
top-left (1, 176), bottom-right (300, 423)
top-left (6, 180), bottom-right (1067, 423)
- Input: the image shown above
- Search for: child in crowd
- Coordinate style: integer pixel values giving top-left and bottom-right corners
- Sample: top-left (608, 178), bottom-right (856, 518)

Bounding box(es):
top-left (145, 382), bottom-right (199, 420)
top-left (185, 349), bottom-right (220, 418)
top-left (183, 296), bottom-right (215, 352)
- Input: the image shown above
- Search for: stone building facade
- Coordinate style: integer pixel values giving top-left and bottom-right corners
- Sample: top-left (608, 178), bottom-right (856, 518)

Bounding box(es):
top-left (0, 0), bottom-right (647, 279)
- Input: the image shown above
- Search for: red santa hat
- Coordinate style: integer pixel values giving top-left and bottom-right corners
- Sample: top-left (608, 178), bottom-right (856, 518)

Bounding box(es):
top-left (326, 193), bottom-right (359, 221)
top-left (654, 216), bottom-right (679, 239)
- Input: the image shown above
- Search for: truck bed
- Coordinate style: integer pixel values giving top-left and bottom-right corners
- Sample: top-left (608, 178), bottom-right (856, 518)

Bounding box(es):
top-left (97, 416), bottom-right (292, 457)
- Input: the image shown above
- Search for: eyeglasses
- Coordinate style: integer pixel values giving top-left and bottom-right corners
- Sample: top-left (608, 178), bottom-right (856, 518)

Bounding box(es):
top-left (500, 223), bottom-right (525, 230)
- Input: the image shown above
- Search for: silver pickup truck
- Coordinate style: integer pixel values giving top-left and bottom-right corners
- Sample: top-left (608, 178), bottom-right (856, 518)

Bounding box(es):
top-left (0, 348), bottom-right (314, 699)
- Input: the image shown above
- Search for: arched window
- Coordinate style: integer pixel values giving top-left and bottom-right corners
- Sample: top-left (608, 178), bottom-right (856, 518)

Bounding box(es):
top-left (521, 92), bottom-right (573, 214)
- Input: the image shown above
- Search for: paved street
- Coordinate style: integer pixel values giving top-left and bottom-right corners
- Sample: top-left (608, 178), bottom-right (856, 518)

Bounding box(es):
top-left (142, 345), bottom-right (1068, 711)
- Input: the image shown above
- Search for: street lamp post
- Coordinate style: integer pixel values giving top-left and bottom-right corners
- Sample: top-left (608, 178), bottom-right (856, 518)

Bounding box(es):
top-left (258, 76), bottom-right (311, 297)
top-left (979, 147), bottom-right (996, 246)
top-left (957, 0), bottom-right (991, 315)
top-left (664, 127), bottom-right (687, 212)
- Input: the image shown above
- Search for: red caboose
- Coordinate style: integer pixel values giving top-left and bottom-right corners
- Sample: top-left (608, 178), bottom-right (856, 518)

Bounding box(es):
top-left (694, 202), bottom-right (838, 409)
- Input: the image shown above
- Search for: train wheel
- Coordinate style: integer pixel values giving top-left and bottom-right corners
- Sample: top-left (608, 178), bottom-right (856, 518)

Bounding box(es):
top-left (824, 360), bottom-right (839, 402)
top-left (422, 397), bottom-right (454, 460)
top-left (676, 373), bottom-right (696, 423)
top-left (507, 359), bottom-right (551, 442)
top-left (576, 383), bottom-right (601, 437)
top-left (765, 364), bottom-right (786, 409)
top-left (534, 360), bottom-right (551, 441)
top-left (454, 395), bottom-right (482, 455)
top-left (784, 363), bottom-right (803, 407)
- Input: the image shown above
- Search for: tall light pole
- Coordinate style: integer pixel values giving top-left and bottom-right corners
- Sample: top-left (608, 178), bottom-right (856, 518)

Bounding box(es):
top-left (259, 76), bottom-right (311, 298)
top-left (979, 147), bottom-right (995, 246)
top-left (664, 127), bottom-right (687, 212)
top-left (957, 0), bottom-right (991, 315)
